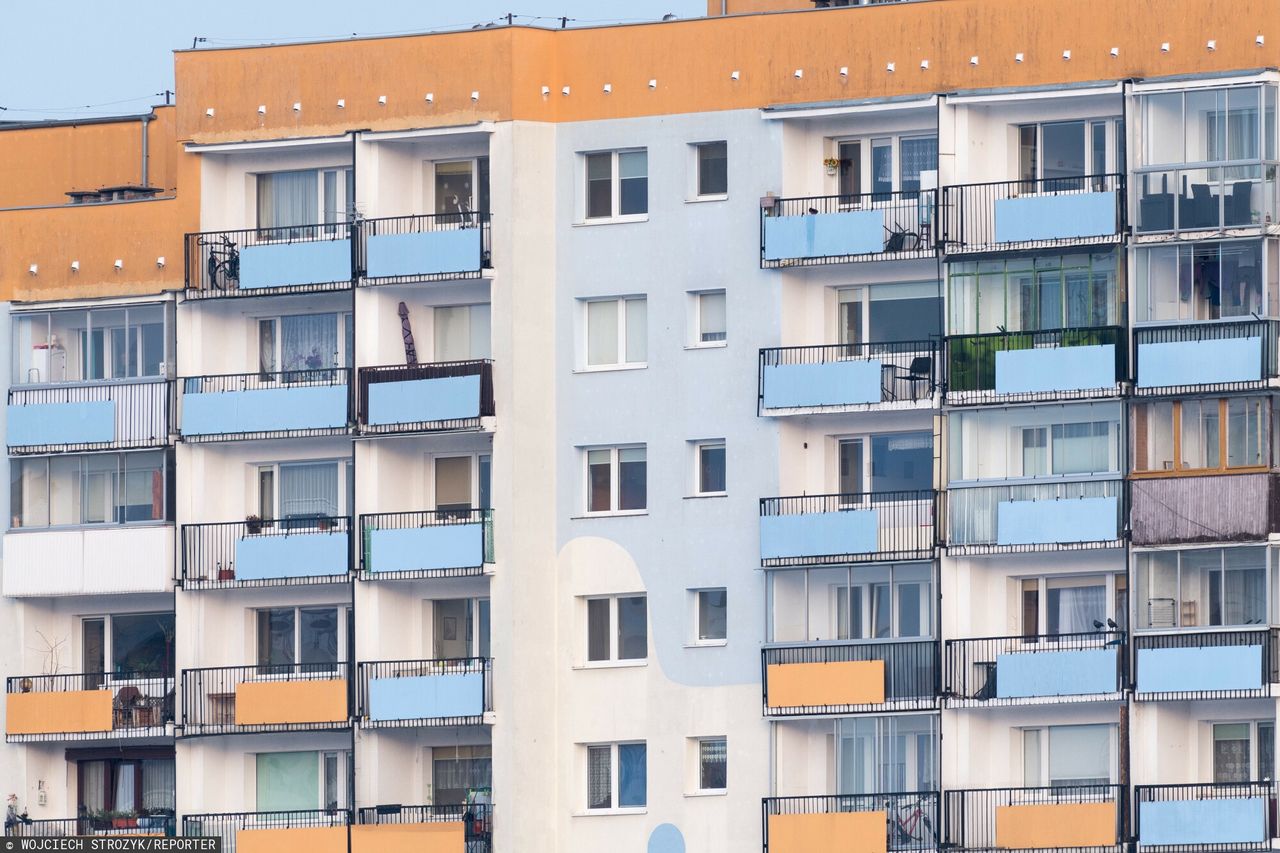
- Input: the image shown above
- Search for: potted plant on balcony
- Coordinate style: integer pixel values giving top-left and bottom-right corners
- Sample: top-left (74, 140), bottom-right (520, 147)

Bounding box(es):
top-left (110, 810), bottom-right (139, 830)
top-left (217, 562), bottom-right (235, 582)
top-left (317, 515), bottom-right (334, 532)
top-left (823, 156), bottom-right (840, 176)
top-left (245, 514), bottom-right (263, 535)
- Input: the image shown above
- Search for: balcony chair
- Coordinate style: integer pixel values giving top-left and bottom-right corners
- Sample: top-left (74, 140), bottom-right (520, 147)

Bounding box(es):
top-left (889, 356), bottom-right (933, 401)
top-left (113, 685), bottom-right (143, 728)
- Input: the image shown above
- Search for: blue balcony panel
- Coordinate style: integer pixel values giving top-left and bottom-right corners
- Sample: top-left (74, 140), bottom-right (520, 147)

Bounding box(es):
top-left (1139, 797), bottom-right (1268, 846)
top-left (234, 532), bottom-right (350, 580)
top-left (760, 510), bottom-right (878, 561)
top-left (995, 496), bottom-right (1118, 546)
top-left (368, 672), bottom-right (484, 721)
top-left (367, 524), bottom-right (485, 573)
top-left (996, 648), bottom-right (1118, 699)
top-left (7, 400), bottom-right (115, 446)
top-left (367, 375), bottom-right (481, 426)
top-left (993, 191), bottom-right (1117, 244)
top-left (994, 344), bottom-right (1116, 395)
top-left (763, 209), bottom-right (884, 262)
top-left (366, 229), bottom-right (481, 279)
top-left (183, 386), bottom-right (348, 436)
top-left (238, 239), bottom-right (352, 289)
top-left (1137, 336), bottom-right (1262, 388)
top-left (762, 361), bottom-right (882, 409)
top-left (1137, 644), bottom-right (1263, 694)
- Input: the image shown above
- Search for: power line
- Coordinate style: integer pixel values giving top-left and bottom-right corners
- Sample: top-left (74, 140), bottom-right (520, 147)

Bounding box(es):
top-left (0, 92), bottom-right (169, 115)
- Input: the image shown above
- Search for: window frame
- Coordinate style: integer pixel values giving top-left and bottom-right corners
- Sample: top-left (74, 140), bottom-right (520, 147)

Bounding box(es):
top-left (1132, 398), bottom-right (1270, 476)
top-left (1016, 118), bottom-right (1120, 182)
top-left (582, 296), bottom-right (647, 370)
top-left (1013, 420), bottom-right (1121, 479)
top-left (695, 737), bottom-right (728, 794)
top-left (254, 605), bottom-right (345, 674)
top-left (1021, 723), bottom-right (1117, 787)
top-left (254, 458), bottom-right (351, 523)
top-left (583, 445), bottom-right (647, 516)
top-left (1017, 573), bottom-right (1127, 637)
top-left (254, 749), bottom-right (349, 812)
top-left (691, 141), bottom-right (729, 201)
top-left (9, 450), bottom-right (171, 531)
top-left (692, 440), bottom-right (727, 496)
top-left (765, 562), bottom-right (935, 644)
top-left (254, 311), bottom-right (353, 377)
top-left (254, 167), bottom-right (353, 234)
top-left (581, 148), bottom-right (649, 223)
top-left (1210, 720), bottom-right (1275, 783)
top-left (691, 588), bottom-right (728, 646)
top-left (689, 289), bottom-right (727, 348)
top-left (583, 593), bottom-right (649, 666)
top-left (584, 741), bottom-right (648, 812)
top-left (11, 304), bottom-right (171, 387)
top-left (828, 132), bottom-right (938, 197)
top-left (1134, 545), bottom-right (1273, 630)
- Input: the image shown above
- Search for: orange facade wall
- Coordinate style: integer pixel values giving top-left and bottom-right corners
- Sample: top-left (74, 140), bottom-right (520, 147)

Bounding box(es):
top-left (5, 690), bottom-right (113, 735)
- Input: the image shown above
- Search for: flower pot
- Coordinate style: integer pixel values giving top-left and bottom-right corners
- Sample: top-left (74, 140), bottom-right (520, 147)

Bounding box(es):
top-left (112, 818), bottom-right (138, 829)
top-left (824, 164), bottom-right (838, 176)
top-left (217, 567), bottom-right (235, 581)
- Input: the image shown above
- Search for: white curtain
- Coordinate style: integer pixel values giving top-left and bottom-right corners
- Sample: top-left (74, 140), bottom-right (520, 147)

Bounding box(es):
top-left (1049, 586), bottom-right (1106, 634)
top-left (257, 171), bottom-right (317, 233)
top-left (280, 463), bottom-right (338, 518)
top-left (281, 314), bottom-right (338, 373)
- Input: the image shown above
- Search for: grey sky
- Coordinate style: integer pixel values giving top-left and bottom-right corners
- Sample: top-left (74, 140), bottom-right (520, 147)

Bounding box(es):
top-left (0, 1), bottom-right (703, 121)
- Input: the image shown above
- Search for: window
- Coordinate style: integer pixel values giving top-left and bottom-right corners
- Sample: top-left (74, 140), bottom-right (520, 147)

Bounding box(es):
top-left (1019, 574), bottom-right (1126, 637)
top-left (1213, 721), bottom-right (1275, 783)
top-left (838, 432), bottom-right (933, 495)
top-left (767, 563), bottom-right (932, 643)
top-left (432, 598), bottom-right (490, 660)
top-left (1017, 119), bottom-right (1117, 183)
top-left (947, 405), bottom-right (1124, 482)
top-left (788, 715), bottom-right (935, 795)
top-left (77, 755), bottom-right (175, 815)
top-left (694, 142), bottom-right (728, 197)
top-left (1133, 398), bottom-right (1266, 473)
top-left (1141, 86), bottom-right (1264, 167)
top-left (82, 613), bottom-right (176, 677)
top-left (586, 446), bottom-right (647, 513)
top-left (837, 283), bottom-right (942, 345)
top-left (1136, 547), bottom-right (1269, 629)
top-left (1023, 725), bottom-right (1113, 787)
top-left (257, 168), bottom-right (352, 234)
top-left (12, 304), bottom-right (168, 385)
top-left (1018, 422), bottom-right (1115, 477)
top-left (585, 297), bottom-right (647, 367)
top-left (257, 312), bottom-right (352, 377)
top-left (693, 290), bottom-right (727, 345)
top-left (1134, 241), bottom-right (1263, 322)
top-left (586, 595), bottom-right (647, 663)
top-left (256, 751), bottom-right (347, 812)
top-left (434, 158), bottom-right (490, 218)
top-left (587, 742), bottom-right (647, 809)
top-left (948, 251), bottom-right (1118, 335)
top-left (10, 451), bottom-right (168, 528)
top-left (694, 589), bottom-right (727, 644)
top-left (697, 738), bottom-right (727, 792)
top-left (585, 149), bottom-right (648, 219)
top-left (256, 460), bottom-right (346, 521)
top-left (694, 441), bottom-right (726, 495)
top-left (831, 134), bottom-right (937, 197)
top-left (256, 606), bottom-right (340, 673)
top-left (431, 745), bottom-right (492, 806)
top-left (433, 304), bottom-right (491, 361)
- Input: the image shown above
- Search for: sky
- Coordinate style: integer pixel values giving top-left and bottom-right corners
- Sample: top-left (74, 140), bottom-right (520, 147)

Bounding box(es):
top-left (0, 1), bottom-right (704, 121)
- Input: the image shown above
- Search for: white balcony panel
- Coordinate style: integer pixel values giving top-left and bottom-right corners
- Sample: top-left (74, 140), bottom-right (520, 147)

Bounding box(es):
top-left (2, 526), bottom-right (174, 597)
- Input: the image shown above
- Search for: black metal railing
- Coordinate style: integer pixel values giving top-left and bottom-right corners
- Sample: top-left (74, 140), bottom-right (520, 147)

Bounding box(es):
top-left (758, 341), bottom-right (938, 413)
top-left (185, 222), bottom-right (354, 297)
top-left (762, 641), bottom-right (938, 714)
top-left (943, 784), bottom-right (1127, 852)
top-left (180, 368), bottom-right (352, 441)
top-left (5, 671), bottom-right (173, 740)
top-left (941, 173), bottom-right (1125, 254)
top-left (180, 516), bottom-right (352, 589)
top-left (358, 509), bottom-right (493, 580)
top-left (759, 490), bottom-right (937, 567)
top-left (6, 379), bottom-right (173, 454)
top-left (181, 662), bottom-right (351, 735)
top-left (944, 632), bottom-right (1125, 704)
top-left (1134, 163), bottom-right (1278, 234)
top-left (945, 479), bottom-right (1124, 555)
top-left (1135, 782), bottom-right (1276, 851)
top-left (1133, 319), bottom-right (1280, 395)
top-left (760, 189), bottom-right (939, 267)
top-left (4, 816), bottom-right (176, 837)
top-left (357, 360), bottom-right (494, 434)
top-left (763, 793), bottom-right (938, 852)
top-left (945, 326), bottom-right (1126, 404)
top-left (357, 804), bottom-right (493, 851)
top-left (183, 809), bottom-right (350, 853)
top-left (356, 212), bottom-right (492, 284)
top-left (1133, 628), bottom-right (1280, 700)
top-left (357, 658), bottom-right (492, 727)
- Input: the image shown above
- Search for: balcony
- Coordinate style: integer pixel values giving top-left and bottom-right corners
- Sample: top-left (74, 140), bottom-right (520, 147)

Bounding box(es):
top-left (945, 326), bottom-right (1126, 406)
top-left (355, 804), bottom-right (493, 853)
top-left (5, 671), bottom-right (173, 742)
top-left (945, 480), bottom-right (1124, 555)
top-left (759, 491), bottom-right (937, 567)
top-left (183, 810), bottom-right (350, 853)
top-left (1136, 782), bottom-right (1276, 851)
top-left (762, 793), bottom-right (938, 853)
top-left (357, 212), bottom-right (491, 285)
top-left (181, 663), bottom-right (351, 736)
top-left (180, 517), bottom-right (351, 589)
top-left (944, 632), bottom-right (1125, 707)
top-left (4, 816), bottom-right (176, 837)
top-left (7, 380), bottom-right (172, 454)
top-left (943, 785), bottom-right (1127, 853)
top-left (180, 369), bottom-right (351, 442)
top-left (357, 361), bottom-right (494, 435)
top-left (185, 223), bottom-right (353, 298)
top-left (760, 190), bottom-right (937, 267)
top-left (1131, 474), bottom-right (1280, 546)
top-left (1134, 165), bottom-right (1278, 236)
top-left (1133, 629), bottom-right (1279, 700)
top-left (758, 342), bottom-right (937, 415)
top-left (1134, 320), bottom-right (1280, 395)
top-left (762, 641), bottom-right (938, 715)
top-left (940, 174), bottom-right (1125, 255)
top-left (357, 658), bottom-right (492, 727)
top-left (359, 509), bottom-right (492, 580)
top-left (2, 524), bottom-right (174, 597)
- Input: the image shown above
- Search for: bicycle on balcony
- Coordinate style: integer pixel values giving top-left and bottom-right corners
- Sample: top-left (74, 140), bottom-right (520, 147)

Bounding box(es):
top-left (201, 233), bottom-right (240, 291)
top-left (886, 796), bottom-right (935, 849)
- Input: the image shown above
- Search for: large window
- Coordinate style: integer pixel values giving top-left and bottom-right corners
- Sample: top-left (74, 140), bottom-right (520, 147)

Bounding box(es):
top-left (82, 613), bottom-right (176, 677)
top-left (256, 607), bottom-right (341, 672)
top-left (586, 595), bottom-right (648, 663)
top-left (256, 460), bottom-right (347, 522)
top-left (1018, 119), bottom-right (1119, 183)
top-left (835, 135), bottom-right (937, 197)
top-left (431, 598), bottom-right (490, 660)
top-left (585, 297), bottom-right (647, 368)
top-left (1020, 574), bottom-right (1127, 636)
top-left (767, 563), bottom-right (933, 643)
top-left (431, 745), bottom-right (492, 806)
top-left (1213, 721), bottom-right (1275, 783)
top-left (257, 168), bottom-right (352, 234)
top-left (257, 312), bottom-right (352, 377)
top-left (1134, 240), bottom-right (1264, 322)
top-left (1023, 724), bottom-right (1113, 787)
top-left (585, 150), bottom-right (648, 219)
top-left (838, 283), bottom-right (942, 345)
top-left (78, 754), bottom-right (175, 816)
top-left (1019, 422), bottom-right (1116, 477)
top-left (1142, 87), bottom-right (1267, 167)
top-left (1133, 398), bottom-right (1268, 474)
top-left (10, 451), bottom-right (168, 528)
top-left (948, 405), bottom-right (1123, 483)
top-left (586, 446), bottom-right (646, 513)
top-left (1135, 547), bottom-right (1269, 629)
top-left (838, 433), bottom-right (933, 495)
top-left (586, 742), bottom-right (646, 810)
top-left (433, 304), bottom-right (491, 362)
top-left (256, 751), bottom-right (346, 812)
top-left (12, 305), bottom-right (167, 386)
top-left (948, 252), bottom-right (1118, 335)
top-left (434, 158), bottom-right (490, 218)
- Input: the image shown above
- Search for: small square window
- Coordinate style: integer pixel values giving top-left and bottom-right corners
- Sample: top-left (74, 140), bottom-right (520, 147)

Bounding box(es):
top-left (694, 441), bottom-right (726, 495)
top-left (695, 291), bottom-right (727, 345)
top-left (695, 589), bottom-right (727, 643)
top-left (586, 742), bottom-right (647, 810)
top-left (585, 594), bottom-right (648, 662)
top-left (698, 737), bottom-right (727, 792)
top-left (585, 297), bottom-right (647, 368)
top-left (584, 445), bottom-right (647, 514)
top-left (584, 149), bottom-right (648, 220)
top-left (695, 141), bottom-right (728, 197)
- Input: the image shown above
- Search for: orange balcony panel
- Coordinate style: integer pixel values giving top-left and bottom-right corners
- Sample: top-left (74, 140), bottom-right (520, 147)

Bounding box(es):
top-left (6, 690), bottom-right (112, 735)
top-left (236, 826), bottom-right (347, 853)
top-left (234, 679), bottom-right (348, 726)
top-left (768, 811), bottom-right (887, 853)
top-left (995, 801), bottom-right (1117, 849)
top-left (351, 823), bottom-right (465, 853)
top-left (766, 660), bottom-right (885, 708)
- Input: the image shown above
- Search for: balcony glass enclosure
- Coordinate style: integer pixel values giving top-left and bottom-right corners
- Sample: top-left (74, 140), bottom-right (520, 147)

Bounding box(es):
top-left (12, 305), bottom-right (168, 385)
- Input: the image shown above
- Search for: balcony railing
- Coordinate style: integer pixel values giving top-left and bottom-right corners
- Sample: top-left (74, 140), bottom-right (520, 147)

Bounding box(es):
top-left (944, 632), bottom-right (1125, 706)
top-left (357, 360), bottom-right (494, 434)
top-left (760, 190), bottom-right (938, 267)
top-left (183, 809), bottom-right (350, 853)
top-left (7, 379), bottom-right (173, 454)
top-left (3, 523), bottom-right (175, 598)
top-left (356, 804), bottom-right (493, 853)
top-left (4, 816), bottom-right (176, 837)
top-left (941, 174), bottom-right (1125, 255)
top-left (357, 212), bottom-right (492, 284)
top-left (759, 490), bottom-right (937, 567)
top-left (180, 517), bottom-right (352, 589)
top-left (758, 341), bottom-right (938, 414)
top-left (1131, 473), bottom-right (1280, 546)
top-left (180, 369), bottom-right (352, 441)
top-left (762, 793), bottom-right (938, 852)
top-left (945, 326), bottom-right (1126, 405)
top-left (358, 658), bottom-right (492, 727)
top-left (1133, 319), bottom-right (1280, 395)
top-left (762, 641), bottom-right (938, 715)
top-left (359, 509), bottom-right (493, 579)
top-left (945, 479), bottom-right (1124, 555)
top-left (185, 223), bottom-right (354, 298)
top-left (5, 671), bottom-right (173, 742)
top-left (1133, 628), bottom-right (1279, 700)
top-left (1134, 163), bottom-right (1278, 235)
top-left (1135, 782), bottom-right (1276, 851)
top-left (943, 784), bottom-right (1127, 853)
top-left (181, 662), bottom-right (351, 736)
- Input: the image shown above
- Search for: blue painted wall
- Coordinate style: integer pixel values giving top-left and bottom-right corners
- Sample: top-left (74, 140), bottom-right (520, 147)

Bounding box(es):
top-left (1137, 643), bottom-right (1264, 693)
top-left (368, 672), bottom-right (484, 720)
top-left (993, 191), bottom-right (1117, 243)
top-left (182, 385), bottom-right (348, 435)
top-left (366, 375), bottom-right (481, 426)
top-left (235, 532), bottom-right (350, 580)
top-left (238, 239), bottom-right (352, 289)
top-left (647, 824), bottom-right (686, 853)
top-left (763, 209), bottom-right (884, 261)
top-left (367, 523), bottom-right (484, 573)
top-left (995, 496), bottom-right (1118, 545)
top-left (762, 360), bottom-right (882, 409)
top-left (7, 400), bottom-right (115, 446)
top-left (760, 510), bottom-right (878, 561)
top-left (366, 228), bottom-right (482, 278)
top-left (1138, 336), bottom-right (1262, 388)
top-left (1139, 797), bottom-right (1267, 845)
top-left (996, 647), bottom-right (1118, 698)
top-left (994, 344), bottom-right (1115, 395)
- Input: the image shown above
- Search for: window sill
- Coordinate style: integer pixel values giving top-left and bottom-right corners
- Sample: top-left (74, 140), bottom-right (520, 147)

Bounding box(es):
top-left (685, 789), bottom-right (728, 798)
top-left (574, 215), bottom-right (649, 227)
top-left (685, 194), bottom-right (728, 204)
top-left (574, 808), bottom-right (648, 817)
top-left (574, 363), bottom-right (648, 375)
top-left (573, 511), bottom-right (649, 520)
top-left (684, 640), bottom-right (728, 649)
top-left (684, 342), bottom-right (728, 351)
top-left (685, 492), bottom-right (727, 500)
top-left (574, 659), bottom-right (649, 671)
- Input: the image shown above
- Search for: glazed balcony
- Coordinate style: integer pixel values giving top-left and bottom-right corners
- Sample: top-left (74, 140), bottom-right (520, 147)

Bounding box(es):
top-left (759, 490), bottom-right (937, 567)
top-left (1134, 164), bottom-right (1278, 235)
top-left (357, 658), bottom-right (492, 728)
top-left (180, 662), bottom-right (351, 736)
top-left (760, 190), bottom-right (937, 267)
top-left (1133, 319), bottom-right (1280, 395)
top-left (355, 804), bottom-right (493, 853)
top-left (3, 816), bottom-right (176, 837)
top-left (7, 379), bottom-right (173, 454)
top-left (945, 480), bottom-right (1124, 555)
top-left (762, 793), bottom-right (938, 853)
top-left (1133, 628), bottom-right (1279, 701)
top-left (940, 174), bottom-right (1125, 256)
top-left (761, 641), bottom-right (938, 716)
top-left (944, 632), bottom-right (1125, 707)
top-left (179, 369), bottom-right (351, 442)
top-left (356, 212), bottom-right (491, 285)
top-left (180, 517), bottom-right (351, 589)
top-left (356, 360), bottom-right (494, 435)
top-left (5, 671), bottom-right (173, 743)
top-left (942, 784), bottom-right (1127, 853)
top-left (1131, 473), bottom-right (1280, 546)
top-left (185, 222), bottom-right (353, 299)
top-left (757, 342), bottom-right (938, 416)
top-left (1135, 782), bottom-right (1276, 851)
top-left (358, 509), bottom-right (492, 580)
top-left (182, 810), bottom-right (350, 853)
top-left (945, 326), bottom-right (1126, 406)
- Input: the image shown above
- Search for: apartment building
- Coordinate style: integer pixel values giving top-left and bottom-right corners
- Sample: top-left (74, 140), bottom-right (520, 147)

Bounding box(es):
top-left (3, 1), bottom-right (1280, 852)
